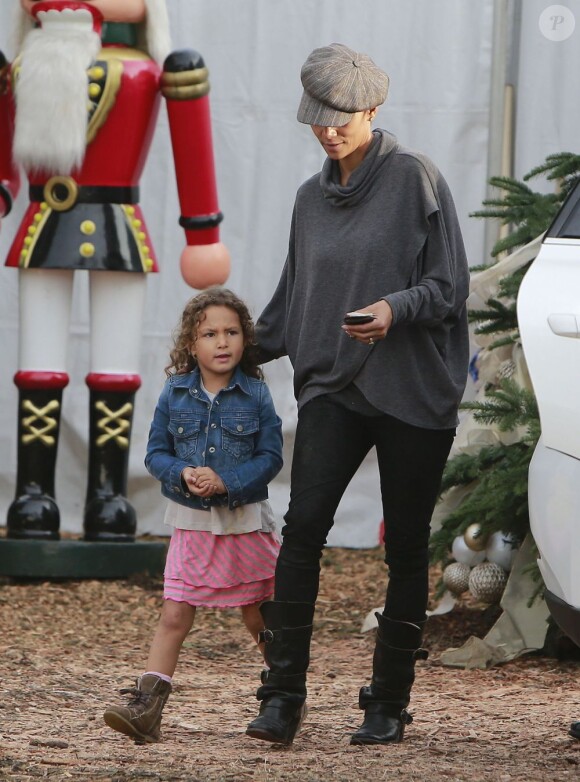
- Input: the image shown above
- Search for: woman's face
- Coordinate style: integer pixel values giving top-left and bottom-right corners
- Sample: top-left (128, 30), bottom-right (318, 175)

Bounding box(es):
top-left (310, 109), bottom-right (376, 165)
top-left (20, 0), bottom-right (146, 23)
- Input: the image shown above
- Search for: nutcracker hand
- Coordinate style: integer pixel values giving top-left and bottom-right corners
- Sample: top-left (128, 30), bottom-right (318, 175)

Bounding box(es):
top-left (180, 243), bottom-right (231, 289)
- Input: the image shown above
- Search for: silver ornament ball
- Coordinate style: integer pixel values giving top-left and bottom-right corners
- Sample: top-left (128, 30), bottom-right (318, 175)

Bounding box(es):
top-left (442, 562), bottom-right (471, 595)
top-left (468, 562), bottom-right (508, 604)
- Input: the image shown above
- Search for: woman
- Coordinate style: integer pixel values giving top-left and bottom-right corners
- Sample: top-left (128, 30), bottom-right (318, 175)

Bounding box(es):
top-left (245, 42), bottom-right (470, 747)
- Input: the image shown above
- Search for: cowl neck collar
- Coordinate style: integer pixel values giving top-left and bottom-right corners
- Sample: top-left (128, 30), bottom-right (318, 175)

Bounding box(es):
top-left (319, 128), bottom-right (398, 207)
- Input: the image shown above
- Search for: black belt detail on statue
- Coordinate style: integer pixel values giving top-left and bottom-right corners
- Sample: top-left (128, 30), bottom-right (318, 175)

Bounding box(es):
top-left (0, 183), bottom-right (13, 217)
top-left (179, 211), bottom-right (223, 230)
top-left (30, 181), bottom-right (140, 211)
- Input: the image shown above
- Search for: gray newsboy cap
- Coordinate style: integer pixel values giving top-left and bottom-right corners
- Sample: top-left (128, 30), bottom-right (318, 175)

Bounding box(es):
top-left (297, 43), bottom-right (389, 127)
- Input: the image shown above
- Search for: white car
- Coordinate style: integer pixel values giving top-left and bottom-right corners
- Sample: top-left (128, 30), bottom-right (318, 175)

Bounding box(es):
top-left (517, 182), bottom-right (580, 649)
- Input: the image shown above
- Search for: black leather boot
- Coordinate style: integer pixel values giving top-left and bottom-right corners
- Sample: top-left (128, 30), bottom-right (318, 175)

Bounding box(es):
top-left (7, 372), bottom-right (69, 540)
top-left (350, 613), bottom-right (428, 745)
top-left (246, 601), bottom-right (314, 745)
top-left (83, 374), bottom-right (139, 542)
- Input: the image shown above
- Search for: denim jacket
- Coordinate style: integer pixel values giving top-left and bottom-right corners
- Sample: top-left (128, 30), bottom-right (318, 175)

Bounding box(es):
top-left (145, 366), bottom-right (283, 511)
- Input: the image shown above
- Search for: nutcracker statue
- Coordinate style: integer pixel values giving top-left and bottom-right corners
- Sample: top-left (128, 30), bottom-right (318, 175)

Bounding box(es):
top-left (0, 0), bottom-right (230, 544)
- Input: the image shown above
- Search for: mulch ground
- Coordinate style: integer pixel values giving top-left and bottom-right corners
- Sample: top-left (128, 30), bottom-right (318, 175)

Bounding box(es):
top-left (1, 545), bottom-right (579, 781)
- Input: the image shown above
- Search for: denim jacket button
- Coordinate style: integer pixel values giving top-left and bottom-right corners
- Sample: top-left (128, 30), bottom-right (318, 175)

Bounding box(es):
top-left (211, 423), bottom-right (217, 429)
top-left (236, 425), bottom-right (243, 432)
top-left (209, 446), bottom-right (216, 453)
top-left (177, 426), bottom-right (184, 434)
top-left (232, 500), bottom-right (239, 507)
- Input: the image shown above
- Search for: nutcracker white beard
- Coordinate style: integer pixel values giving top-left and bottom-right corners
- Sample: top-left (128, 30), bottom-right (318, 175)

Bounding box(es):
top-left (13, 23), bottom-right (101, 175)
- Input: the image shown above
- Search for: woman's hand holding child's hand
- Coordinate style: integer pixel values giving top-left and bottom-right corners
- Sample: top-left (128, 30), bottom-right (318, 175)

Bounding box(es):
top-left (181, 466), bottom-right (226, 497)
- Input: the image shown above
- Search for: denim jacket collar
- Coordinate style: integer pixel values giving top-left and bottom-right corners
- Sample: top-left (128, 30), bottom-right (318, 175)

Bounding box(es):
top-left (169, 366), bottom-right (253, 399)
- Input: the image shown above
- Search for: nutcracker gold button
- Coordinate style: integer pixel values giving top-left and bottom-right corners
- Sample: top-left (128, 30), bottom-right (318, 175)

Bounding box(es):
top-left (80, 242), bottom-right (95, 258)
top-left (88, 83), bottom-right (102, 99)
top-left (89, 66), bottom-right (105, 80)
top-left (80, 220), bottom-right (96, 235)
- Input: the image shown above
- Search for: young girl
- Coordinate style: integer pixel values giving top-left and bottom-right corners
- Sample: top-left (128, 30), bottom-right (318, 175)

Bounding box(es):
top-left (103, 287), bottom-right (283, 744)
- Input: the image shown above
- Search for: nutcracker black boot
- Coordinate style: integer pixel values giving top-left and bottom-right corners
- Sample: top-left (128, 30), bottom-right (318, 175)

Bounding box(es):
top-left (246, 601), bottom-right (315, 745)
top-left (7, 371), bottom-right (69, 540)
top-left (103, 674), bottom-right (172, 744)
top-left (83, 373), bottom-right (140, 541)
top-left (350, 613), bottom-right (428, 745)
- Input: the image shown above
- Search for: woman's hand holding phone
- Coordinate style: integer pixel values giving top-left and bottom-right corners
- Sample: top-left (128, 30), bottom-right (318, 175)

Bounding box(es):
top-left (341, 301), bottom-right (393, 344)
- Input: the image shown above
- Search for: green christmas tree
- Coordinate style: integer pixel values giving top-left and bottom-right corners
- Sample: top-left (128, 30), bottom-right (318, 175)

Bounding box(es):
top-left (429, 153), bottom-right (580, 581)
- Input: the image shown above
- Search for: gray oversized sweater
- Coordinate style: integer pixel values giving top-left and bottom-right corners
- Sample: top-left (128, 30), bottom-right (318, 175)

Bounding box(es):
top-left (256, 129), bottom-right (470, 429)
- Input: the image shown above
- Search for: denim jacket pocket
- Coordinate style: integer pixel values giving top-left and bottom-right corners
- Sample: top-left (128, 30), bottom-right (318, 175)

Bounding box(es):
top-left (168, 415), bottom-right (203, 460)
top-left (221, 414), bottom-right (259, 460)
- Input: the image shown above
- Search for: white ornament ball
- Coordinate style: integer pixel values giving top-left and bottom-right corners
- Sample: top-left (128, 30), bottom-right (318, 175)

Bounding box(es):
top-left (485, 531), bottom-right (518, 572)
top-left (463, 522), bottom-right (489, 551)
top-left (451, 535), bottom-right (486, 567)
top-left (442, 562), bottom-right (471, 595)
top-left (468, 562), bottom-right (508, 604)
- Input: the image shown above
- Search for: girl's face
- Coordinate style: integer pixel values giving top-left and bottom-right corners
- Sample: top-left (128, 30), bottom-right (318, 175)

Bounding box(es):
top-left (20, 0), bottom-right (146, 24)
top-left (310, 109), bottom-right (375, 170)
top-left (190, 305), bottom-right (245, 391)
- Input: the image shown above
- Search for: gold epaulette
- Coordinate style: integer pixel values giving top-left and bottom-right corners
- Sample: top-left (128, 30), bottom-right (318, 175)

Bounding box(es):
top-left (161, 67), bottom-right (210, 100)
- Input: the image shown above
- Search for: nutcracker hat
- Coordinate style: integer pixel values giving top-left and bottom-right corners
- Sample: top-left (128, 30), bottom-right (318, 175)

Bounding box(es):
top-left (12, 0), bottom-right (171, 65)
top-left (297, 43), bottom-right (389, 127)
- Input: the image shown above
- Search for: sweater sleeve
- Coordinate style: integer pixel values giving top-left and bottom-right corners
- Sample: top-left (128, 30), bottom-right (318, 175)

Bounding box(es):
top-left (383, 172), bottom-right (470, 328)
top-left (254, 208), bottom-right (298, 363)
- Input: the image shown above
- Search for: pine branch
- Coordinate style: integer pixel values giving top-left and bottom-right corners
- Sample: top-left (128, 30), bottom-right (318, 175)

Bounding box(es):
top-left (497, 265), bottom-right (531, 299)
top-left (470, 298), bottom-right (518, 334)
top-left (525, 152), bottom-right (580, 194)
top-left (430, 441), bottom-right (532, 565)
top-left (461, 379), bottom-right (539, 438)
top-left (487, 333), bottom-right (519, 350)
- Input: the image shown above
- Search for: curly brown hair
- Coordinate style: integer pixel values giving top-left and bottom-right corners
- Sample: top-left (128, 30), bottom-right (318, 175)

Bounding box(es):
top-left (165, 287), bottom-right (263, 379)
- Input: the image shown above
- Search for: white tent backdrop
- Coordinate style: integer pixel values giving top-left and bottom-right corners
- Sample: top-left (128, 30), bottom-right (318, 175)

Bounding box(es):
top-left (0, 0), bottom-right (577, 546)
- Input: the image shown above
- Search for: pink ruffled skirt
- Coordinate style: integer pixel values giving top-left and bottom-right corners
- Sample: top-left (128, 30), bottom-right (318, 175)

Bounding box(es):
top-left (163, 528), bottom-right (280, 608)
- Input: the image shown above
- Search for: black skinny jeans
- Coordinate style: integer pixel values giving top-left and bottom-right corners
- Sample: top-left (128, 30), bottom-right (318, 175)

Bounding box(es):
top-left (274, 394), bottom-right (455, 623)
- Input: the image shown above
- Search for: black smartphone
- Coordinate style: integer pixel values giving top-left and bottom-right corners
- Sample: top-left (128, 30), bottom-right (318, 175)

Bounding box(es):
top-left (344, 312), bottom-right (376, 325)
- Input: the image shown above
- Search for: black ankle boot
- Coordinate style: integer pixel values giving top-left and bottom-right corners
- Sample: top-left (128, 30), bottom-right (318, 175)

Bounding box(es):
top-left (7, 373), bottom-right (69, 540)
top-left (83, 374), bottom-right (139, 542)
top-left (246, 601), bottom-right (314, 745)
top-left (350, 613), bottom-right (427, 746)
top-left (570, 721), bottom-right (580, 739)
